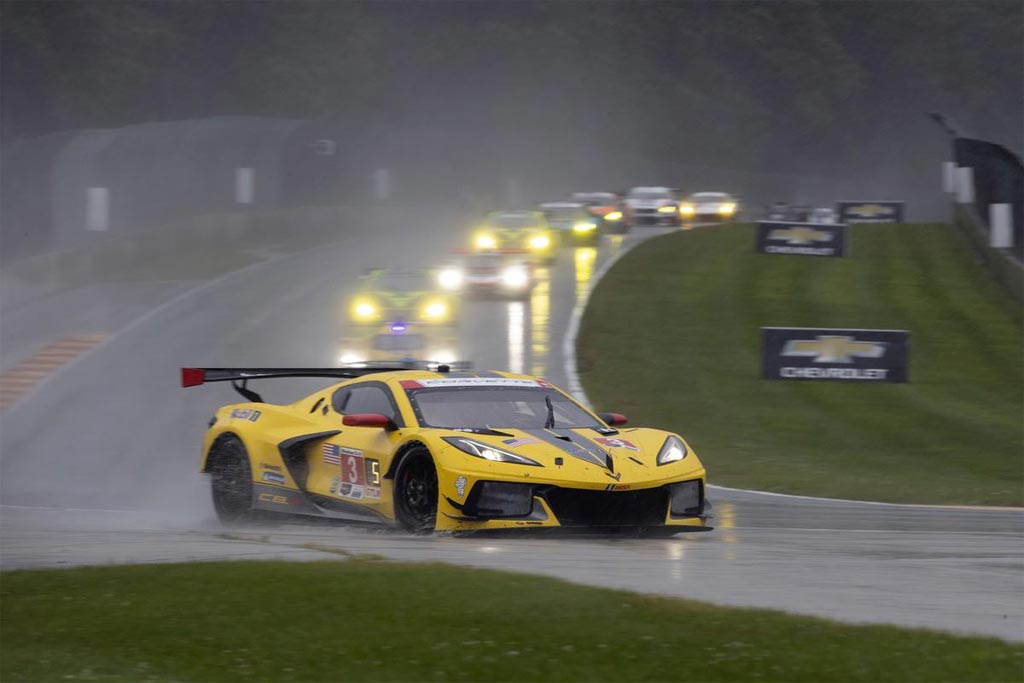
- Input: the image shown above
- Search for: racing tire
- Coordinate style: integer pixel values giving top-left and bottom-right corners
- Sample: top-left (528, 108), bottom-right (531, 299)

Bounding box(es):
top-left (209, 436), bottom-right (255, 524)
top-left (393, 447), bottom-right (439, 534)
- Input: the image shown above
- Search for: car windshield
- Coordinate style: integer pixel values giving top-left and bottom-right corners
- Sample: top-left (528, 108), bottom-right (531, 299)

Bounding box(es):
top-left (491, 214), bottom-right (536, 228)
top-left (378, 272), bottom-right (432, 291)
top-left (629, 189), bottom-right (671, 199)
top-left (543, 206), bottom-right (583, 222)
top-left (466, 253), bottom-right (502, 269)
top-left (406, 386), bottom-right (603, 429)
top-left (572, 193), bottom-right (617, 204)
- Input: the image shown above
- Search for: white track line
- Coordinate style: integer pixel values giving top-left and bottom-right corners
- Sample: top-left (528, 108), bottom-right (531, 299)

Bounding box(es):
top-left (560, 225), bottom-right (1024, 513)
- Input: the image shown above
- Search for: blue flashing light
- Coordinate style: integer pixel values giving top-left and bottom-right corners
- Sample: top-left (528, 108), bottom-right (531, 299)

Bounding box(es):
top-left (391, 322), bottom-right (407, 333)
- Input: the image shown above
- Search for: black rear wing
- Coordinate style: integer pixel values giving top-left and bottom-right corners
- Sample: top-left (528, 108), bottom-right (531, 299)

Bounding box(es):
top-left (181, 362), bottom-right (472, 402)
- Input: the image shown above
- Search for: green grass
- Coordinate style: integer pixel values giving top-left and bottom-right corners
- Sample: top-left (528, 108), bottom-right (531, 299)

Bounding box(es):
top-left (2, 561), bottom-right (1021, 682)
top-left (578, 223), bottom-right (1023, 505)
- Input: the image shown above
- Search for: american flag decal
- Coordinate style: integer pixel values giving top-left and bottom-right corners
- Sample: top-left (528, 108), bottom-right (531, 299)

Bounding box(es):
top-left (322, 443), bottom-right (341, 465)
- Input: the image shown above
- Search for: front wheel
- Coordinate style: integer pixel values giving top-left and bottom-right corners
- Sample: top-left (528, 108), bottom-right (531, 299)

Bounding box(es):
top-left (393, 447), bottom-right (439, 534)
top-left (209, 436), bottom-right (254, 524)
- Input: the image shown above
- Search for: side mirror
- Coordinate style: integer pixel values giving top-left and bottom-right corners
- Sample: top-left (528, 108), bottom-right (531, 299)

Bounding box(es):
top-left (342, 413), bottom-right (394, 430)
top-left (597, 412), bottom-right (628, 427)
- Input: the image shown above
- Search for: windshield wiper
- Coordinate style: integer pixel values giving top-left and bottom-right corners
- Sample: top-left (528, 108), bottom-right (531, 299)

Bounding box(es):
top-left (544, 395), bottom-right (556, 429)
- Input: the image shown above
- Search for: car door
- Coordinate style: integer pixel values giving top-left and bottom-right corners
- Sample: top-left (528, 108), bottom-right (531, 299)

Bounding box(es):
top-left (307, 381), bottom-right (404, 510)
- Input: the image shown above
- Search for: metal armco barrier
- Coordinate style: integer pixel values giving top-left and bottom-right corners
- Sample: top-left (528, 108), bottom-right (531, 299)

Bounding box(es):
top-left (953, 137), bottom-right (1023, 261)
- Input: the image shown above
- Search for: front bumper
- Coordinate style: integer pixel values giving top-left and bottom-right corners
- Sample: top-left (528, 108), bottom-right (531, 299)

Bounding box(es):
top-left (438, 478), bottom-right (709, 531)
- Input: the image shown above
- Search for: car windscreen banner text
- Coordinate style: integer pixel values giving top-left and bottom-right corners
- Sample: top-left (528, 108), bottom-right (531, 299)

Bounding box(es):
top-left (836, 201), bottom-right (905, 223)
top-left (761, 328), bottom-right (909, 383)
top-left (755, 221), bottom-right (847, 257)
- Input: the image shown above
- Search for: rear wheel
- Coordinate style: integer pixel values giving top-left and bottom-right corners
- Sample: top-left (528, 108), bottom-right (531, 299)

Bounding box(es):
top-left (393, 447), bottom-right (438, 534)
top-left (209, 436), bottom-right (254, 524)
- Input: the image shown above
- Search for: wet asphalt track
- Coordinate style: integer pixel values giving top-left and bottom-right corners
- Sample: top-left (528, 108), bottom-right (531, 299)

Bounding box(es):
top-left (1, 219), bottom-right (1021, 642)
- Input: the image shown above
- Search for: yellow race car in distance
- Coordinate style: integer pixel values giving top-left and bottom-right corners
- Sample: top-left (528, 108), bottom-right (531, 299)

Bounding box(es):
top-left (348, 268), bottom-right (458, 326)
top-left (472, 211), bottom-right (557, 265)
top-left (182, 366), bottom-right (711, 535)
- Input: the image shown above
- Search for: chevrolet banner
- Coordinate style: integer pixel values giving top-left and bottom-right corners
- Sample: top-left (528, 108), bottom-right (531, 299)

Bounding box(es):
top-left (762, 327), bottom-right (909, 382)
top-left (756, 221), bottom-right (847, 257)
top-left (836, 201), bottom-right (905, 223)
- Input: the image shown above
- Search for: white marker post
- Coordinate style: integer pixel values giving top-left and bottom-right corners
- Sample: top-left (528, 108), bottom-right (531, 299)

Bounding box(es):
top-left (235, 167), bottom-right (255, 204)
top-left (373, 169), bottom-right (391, 201)
top-left (86, 187), bottom-right (109, 231)
top-left (989, 203), bottom-right (1013, 248)
top-left (942, 161), bottom-right (957, 194)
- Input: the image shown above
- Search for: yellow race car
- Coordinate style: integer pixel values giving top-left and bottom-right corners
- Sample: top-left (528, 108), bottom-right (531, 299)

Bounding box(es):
top-left (471, 211), bottom-right (557, 265)
top-left (347, 268), bottom-right (458, 327)
top-left (182, 366), bottom-right (711, 535)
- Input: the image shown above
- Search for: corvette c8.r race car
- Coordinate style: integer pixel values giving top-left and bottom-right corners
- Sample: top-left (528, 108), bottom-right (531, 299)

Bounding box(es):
top-left (182, 366), bottom-right (711, 535)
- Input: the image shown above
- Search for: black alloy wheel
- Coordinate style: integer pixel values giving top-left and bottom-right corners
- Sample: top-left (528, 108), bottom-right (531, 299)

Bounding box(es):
top-left (394, 448), bottom-right (439, 534)
top-left (209, 436), bottom-right (254, 523)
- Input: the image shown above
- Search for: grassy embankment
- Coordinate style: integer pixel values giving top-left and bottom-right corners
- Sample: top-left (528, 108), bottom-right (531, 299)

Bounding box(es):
top-left (577, 223), bottom-right (1023, 505)
top-left (3, 561), bottom-right (1021, 682)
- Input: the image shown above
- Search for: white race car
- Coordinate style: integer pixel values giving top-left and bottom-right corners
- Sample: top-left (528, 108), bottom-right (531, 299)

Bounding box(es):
top-left (679, 192), bottom-right (738, 223)
top-left (624, 186), bottom-right (680, 227)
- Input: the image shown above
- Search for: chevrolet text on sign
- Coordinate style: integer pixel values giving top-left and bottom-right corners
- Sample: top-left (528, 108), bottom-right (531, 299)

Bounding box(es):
top-left (836, 201), bottom-right (905, 223)
top-left (756, 221), bottom-right (847, 257)
top-left (762, 327), bottom-right (909, 383)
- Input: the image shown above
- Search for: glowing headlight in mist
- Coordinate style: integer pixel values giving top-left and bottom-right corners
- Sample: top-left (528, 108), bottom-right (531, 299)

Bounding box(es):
top-left (604, 211), bottom-right (623, 221)
top-left (352, 300), bottom-right (379, 321)
top-left (502, 265), bottom-right (529, 289)
top-left (438, 268), bottom-right (464, 290)
top-left (679, 204), bottom-right (695, 216)
top-left (573, 222), bottom-right (596, 233)
top-left (718, 203), bottom-right (736, 216)
top-left (431, 349), bottom-right (456, 364)
top-left (475, 234), bottom-right (497, 249)
top-left (657, 205), bottom-right (678, 214)
top-left (422, 300), bottom-right (449, 321)
top-left (338, 352), bottom-right (365, 365)
top-left (528, 235), bottom-right (551, 250)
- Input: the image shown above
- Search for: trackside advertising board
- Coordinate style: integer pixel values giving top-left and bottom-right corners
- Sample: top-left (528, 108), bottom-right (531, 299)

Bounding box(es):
top-left (837, 201), bottom-right (905, 223)
top-left (762, 328), bottom-right (909, 383)
top-left (756, 221), bottom-right (847, 257)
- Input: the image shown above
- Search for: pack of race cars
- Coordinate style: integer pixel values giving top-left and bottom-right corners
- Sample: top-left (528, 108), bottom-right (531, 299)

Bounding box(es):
top-left (186, 185), bottom-right (897, 534)
top-left (335, 188), bottom-right (744, 367)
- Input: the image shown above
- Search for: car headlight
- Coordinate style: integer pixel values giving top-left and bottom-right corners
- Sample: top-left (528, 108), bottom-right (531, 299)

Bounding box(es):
top-left (443, 437), bottom-right (542, 466)
top-left (501, 265), bottom-right (529, 289)
top-left (421, 300), bottom-right (449, 321)
top-left (351, 299), bottom-right (380, 322)
top-left (438, 268), bottom-right (463, 290)
top-left (573, 221), bottom-right (597, 233)
top-left (604, 211), bottom-right (623, 222)
top-left (338, 352), bottom-right (365, 365)
top-left (431, 349), bottom-right (456, 364)
top-left (475, 234), bottom-right (497, 250)
top-left (719, 203), bottom-right (736, 215)
top-left (657, 205), bottom-right (678, 214)
top-left (528, 235), bottom-right (551, 250)
top-left (679, 204), bottom-right (695, 216)
top-left (656, 435), bottom-right (688, 465)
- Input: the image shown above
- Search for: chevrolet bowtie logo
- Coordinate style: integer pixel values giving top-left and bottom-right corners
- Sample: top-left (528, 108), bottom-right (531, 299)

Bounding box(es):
top-left (768, 227), bottom-right (833, 245)
top-left (848, 204), bottom-right (892, 217)
top-left (782, 336), bottom-right (886, 363)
